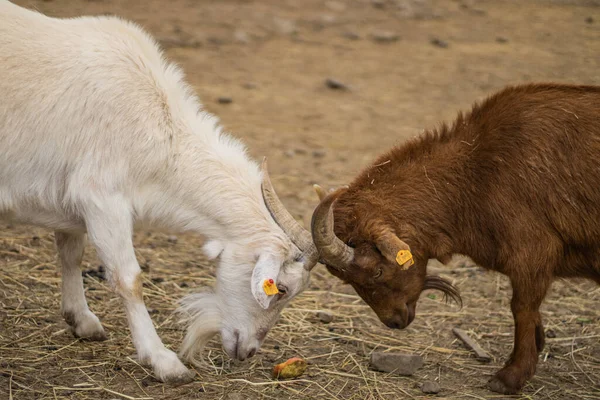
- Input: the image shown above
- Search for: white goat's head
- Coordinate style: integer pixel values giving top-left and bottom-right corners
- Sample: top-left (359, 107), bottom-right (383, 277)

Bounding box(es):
top-left (179, 160), bottom-right (318, 364)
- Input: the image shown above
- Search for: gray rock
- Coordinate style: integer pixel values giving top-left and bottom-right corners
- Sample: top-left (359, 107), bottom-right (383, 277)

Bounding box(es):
top-left (217, 96), bottom-right (233, 104)
top-left (312, 149), bottom-right (327, 158)
top-left (325, 78), bottom-right (349, 90)
top-left (284, 150), bottom-right (295, 158)
top-left (233, 30), bottom-right (250, 44)
top-left (325, 1), bottom-right (346, 11)
top-left (343, 31), bottom-right (361, 40)
top-left (371, 31), bottom-right (400, 43)
top-left (421, 380), bottom-right (441, 394)
top-left (430, 38), bottom-right (448, 48)
top-left (273, 18), bottom-right (297, 35)
top-left (316, 310), bottom-right (334, 323)
top-left (369, 352), bottom-right (423, 376)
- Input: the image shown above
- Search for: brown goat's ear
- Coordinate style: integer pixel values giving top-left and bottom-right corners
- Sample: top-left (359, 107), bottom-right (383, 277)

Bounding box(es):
top-left (375, 230), bottom-right (415, 270)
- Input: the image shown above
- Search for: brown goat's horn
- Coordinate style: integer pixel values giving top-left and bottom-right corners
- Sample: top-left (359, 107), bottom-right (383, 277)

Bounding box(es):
top-left (261, 158), bottom-right (319, 270)
top-left (311, 187), bottom-right (355, 268)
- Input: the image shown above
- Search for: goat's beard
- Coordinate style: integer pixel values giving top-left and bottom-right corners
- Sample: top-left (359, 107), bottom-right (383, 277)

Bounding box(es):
top-left (422, 275), bottom-right (462, 307)
top-left (178, 290), bottom-right (222, 366)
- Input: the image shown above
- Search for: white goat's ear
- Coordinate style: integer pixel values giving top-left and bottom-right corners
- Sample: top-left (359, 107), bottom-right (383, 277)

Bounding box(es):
top-left (202, 240), bottom-right (224, 260)
top-left (251, 253), bottom-right (282, 309)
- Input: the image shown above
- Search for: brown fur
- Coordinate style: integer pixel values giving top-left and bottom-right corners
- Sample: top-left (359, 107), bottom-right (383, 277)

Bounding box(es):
top-left (325, 83), bottom-right (600, 394)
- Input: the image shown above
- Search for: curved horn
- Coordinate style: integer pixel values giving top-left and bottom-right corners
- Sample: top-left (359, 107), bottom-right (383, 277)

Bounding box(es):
top-left (310, 187), bottom-right (354, 268)
top-left (261, 158), bottom-right (319, 270)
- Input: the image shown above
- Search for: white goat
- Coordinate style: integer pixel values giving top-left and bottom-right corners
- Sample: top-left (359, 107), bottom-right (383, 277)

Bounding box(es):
top-left (0, 1), bottom-right (317, 383)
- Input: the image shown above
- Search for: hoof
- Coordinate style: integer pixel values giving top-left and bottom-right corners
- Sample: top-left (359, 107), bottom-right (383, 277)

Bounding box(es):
top-left (487, 375), bottom-right (520, 395)
top-left (65, 310), bottom-right (107, 341)
top-left (151, 348), bottom-right (195, 385)
top-left (161, 369), bottom-right (195, 386)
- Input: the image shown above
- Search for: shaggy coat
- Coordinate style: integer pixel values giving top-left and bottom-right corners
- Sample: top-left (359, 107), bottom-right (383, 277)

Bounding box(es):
top-left (312, 83), bottom-right (600, 394)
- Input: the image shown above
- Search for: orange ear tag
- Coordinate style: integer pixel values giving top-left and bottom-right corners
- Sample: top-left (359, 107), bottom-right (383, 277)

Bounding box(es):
top-left (263, 278), bottom-right (280, 296)
top-left (395, 250), bottom-right (414, 269)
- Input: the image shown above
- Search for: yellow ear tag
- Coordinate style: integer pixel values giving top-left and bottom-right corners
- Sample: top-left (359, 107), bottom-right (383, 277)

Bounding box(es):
top-left (396, 250), bottom-right (414, 269)
top-left (263, 278), bottom-right (280, 296)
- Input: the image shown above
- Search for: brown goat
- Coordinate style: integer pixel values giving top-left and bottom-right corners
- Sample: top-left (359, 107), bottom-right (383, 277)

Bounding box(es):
top-left (310, 84), bottom-right (600, 394)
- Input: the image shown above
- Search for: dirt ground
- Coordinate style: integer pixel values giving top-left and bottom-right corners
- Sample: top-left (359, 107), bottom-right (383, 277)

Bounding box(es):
top-left (1, 0), bottom-right (599, 399)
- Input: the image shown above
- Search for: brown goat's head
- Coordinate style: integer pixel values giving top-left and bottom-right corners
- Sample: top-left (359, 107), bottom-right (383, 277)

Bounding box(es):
top-left (311, 186), bottom-right (461, 329)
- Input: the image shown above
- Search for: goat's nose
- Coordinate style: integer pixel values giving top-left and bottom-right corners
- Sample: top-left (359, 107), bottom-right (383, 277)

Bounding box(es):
top-left (247, 348), bottom-right (257, 358)
top-left (385, 320), bottom-right (402, 329)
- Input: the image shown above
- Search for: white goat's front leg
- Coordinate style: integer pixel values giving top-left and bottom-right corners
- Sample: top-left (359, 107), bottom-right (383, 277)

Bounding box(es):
top-left (84, 198), bottom-right (194, 384)
top-left (56, 231), bottom-right (107, 341)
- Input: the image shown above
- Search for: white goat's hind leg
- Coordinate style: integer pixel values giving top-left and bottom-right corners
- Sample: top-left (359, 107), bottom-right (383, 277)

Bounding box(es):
top-left (84, 200), bottom-right (194, 384)
top-left (56, 231), bottom-right (107, 341)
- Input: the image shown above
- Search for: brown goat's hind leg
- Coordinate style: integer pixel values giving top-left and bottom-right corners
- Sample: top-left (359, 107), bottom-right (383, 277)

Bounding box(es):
top-left (488, 276), bottom-right (550, 395)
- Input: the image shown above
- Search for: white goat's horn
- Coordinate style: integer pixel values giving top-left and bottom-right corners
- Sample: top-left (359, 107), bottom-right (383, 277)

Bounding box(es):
top-left (310, 187), bottom-right (354, 268)
top-left (261, 158), bottom-right (319, 270)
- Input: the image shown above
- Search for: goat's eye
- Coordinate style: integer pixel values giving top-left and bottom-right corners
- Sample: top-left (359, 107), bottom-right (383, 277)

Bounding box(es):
top-left (277, 284), bottom-right (288, 295)
top-left (374, 268), bottom-right (383, 279)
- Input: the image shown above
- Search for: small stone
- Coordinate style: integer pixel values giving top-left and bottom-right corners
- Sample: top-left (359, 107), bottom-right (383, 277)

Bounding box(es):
top-left (217, 96), bottom-right (233, 104)
top-left (180, 281), bottom-right (189, 288)
top-left (167, 235), bottom-right (178, 244)
top-left (372, 0), bottom-right (386, 8)
top-left (273, 18), bottom-right (297, 35)
top-left (294, 148), bottom-right (308, 155)
top-left (316, 310), bottom-right (334, 323)
top-left (421, 380), bottom-right (441, 394)
top-left (243, 82), bottom-right (258, 89)
top-left (233, 30), bottom-right (250, 44)
top-left (546, 329), bottom-right (556, 338)
top-left (496, 36), bottom-right (508, 43)
top-left (325, 1), bottom-right (346, 11)
top-left (343, 31), bottom-right (361, 40)
top-left (430, 38), bottom-right (448, 48)
top-left (369, 352), bottom-right (423, 376)
top-left (312, 149), bottom-right (327, 158)
top-left (284, 150), bottom-right (295, 158)
top-left (585, 16), bottom-right (594, 24)
top-left (325, 78), bottom-right (349, 90)
top-left (371, 31), bottom-right (400, 43)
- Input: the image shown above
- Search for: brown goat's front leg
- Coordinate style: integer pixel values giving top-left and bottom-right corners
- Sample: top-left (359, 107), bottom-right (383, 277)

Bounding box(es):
top-left (488, 277), bottom-right (550, 394)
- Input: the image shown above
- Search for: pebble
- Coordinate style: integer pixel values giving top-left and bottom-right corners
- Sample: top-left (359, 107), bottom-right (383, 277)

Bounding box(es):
top-left (325, 1), bottom-right (346, 12)
top-left (217, 96), bottom-right (233, 104)
top-left (167, 235), bottom-right (178, 244)
top-left (343, 31), bottom-right (361, 40)
top-left (273, 18), bottom-right (297, 35)
top-left (325, 78), bottom-right (349, 90)
top-left (284, 150), bottom-right (295, 158)
top-left (496, 36), bottom-right (508, 43)
top-left (372, 0), bottom-right (386, 8)
top-left (316, 310), bottom-right (334, 323)
top-left (312, 149), bottom-right (327, 158)
top-left (243, 82), bottom-right (258, 89)
top-left (371, 31), bottom-right (400, 43)
top-left (233, 30), bottom-right (250, 44)
top-left (430, 38), bottom-right (448, 48)
top-left (369, 352), bottom-right (423, 376)
top-left (585, 16), bottom-right (594, 24)
top-left (546, 329), bottom-right (557, 338)
top-left (421, 380), bottom-right (441, 394)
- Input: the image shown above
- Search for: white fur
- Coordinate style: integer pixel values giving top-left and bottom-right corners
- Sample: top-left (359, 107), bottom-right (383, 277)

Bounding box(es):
top-left (0, 1), bottom-right (310, 382)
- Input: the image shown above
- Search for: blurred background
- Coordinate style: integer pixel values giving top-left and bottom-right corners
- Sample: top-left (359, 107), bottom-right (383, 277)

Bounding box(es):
top-left (1, 0), bottom-right (599, 399)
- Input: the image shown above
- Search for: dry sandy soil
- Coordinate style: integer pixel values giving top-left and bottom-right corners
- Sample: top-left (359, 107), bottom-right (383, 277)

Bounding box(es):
top-left (1, 0), bottom-right (599, 399)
